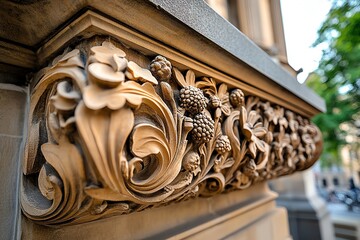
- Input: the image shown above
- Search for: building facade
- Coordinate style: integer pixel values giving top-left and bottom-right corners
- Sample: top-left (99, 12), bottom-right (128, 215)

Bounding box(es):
top-left (0, 1), bottom-right (327, 239)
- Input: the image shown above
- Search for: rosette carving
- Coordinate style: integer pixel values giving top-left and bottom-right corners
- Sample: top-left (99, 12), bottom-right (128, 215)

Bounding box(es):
top-left (22, 40), bottom-right (322, 225)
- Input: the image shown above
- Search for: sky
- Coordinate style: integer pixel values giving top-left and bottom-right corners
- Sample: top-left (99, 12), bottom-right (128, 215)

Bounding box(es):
top-left (280, 0), bottom-right (332, 83)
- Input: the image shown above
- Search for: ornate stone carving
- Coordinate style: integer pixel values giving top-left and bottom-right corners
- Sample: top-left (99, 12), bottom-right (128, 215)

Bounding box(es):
top-left (22, 41), bottom-right (322, 225)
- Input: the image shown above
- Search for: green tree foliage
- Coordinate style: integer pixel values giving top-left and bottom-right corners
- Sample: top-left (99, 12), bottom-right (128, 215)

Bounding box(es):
top-left (306, 0), bottom-right (360, 168)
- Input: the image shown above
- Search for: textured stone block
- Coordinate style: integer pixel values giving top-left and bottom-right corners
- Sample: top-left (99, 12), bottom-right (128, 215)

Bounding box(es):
top-left (0, 136), bottom-right (23, 240)
top-left (0, 85), bottom-right (27, 240)
top-left (0, 86), bottom-right (27, 136)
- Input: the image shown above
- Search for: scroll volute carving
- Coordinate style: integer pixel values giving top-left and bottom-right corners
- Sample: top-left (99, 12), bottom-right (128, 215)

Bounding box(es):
top-left (22, 40), bottom-right (322, 225)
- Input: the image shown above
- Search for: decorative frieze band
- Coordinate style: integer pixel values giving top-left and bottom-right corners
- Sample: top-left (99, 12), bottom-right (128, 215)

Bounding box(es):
top-left (22, 40), bottom-right (322, 225)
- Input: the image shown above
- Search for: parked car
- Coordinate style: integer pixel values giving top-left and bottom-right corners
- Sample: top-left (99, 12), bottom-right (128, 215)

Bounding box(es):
top-left (336, 179), bottom-right (360, 211)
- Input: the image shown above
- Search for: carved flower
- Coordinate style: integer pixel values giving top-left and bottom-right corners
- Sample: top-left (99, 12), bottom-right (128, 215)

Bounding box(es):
top-left (229, 89), bottom-right (245, 107)
top-left (150, 55), bottom-right (172, 81)
top-left (293, 144), bottom-right (307, 168)
top-left (260, 102), bottom-right (288, 129)
top-left (299, 125), bottom-right (316, 158)
top-left (83, 42), bottom-right (162, 110)
top-left (196, 77), bottom-right (231, 116)
top-left (239, 106), bottom-right (267, 158)
top-left (88, 41), bottom-right (157, 88)
top-left (260, 101), bottom-right (274, 122)
top-left (285, 110), bottom-right (299, 132)
top-left (90, 41), bottom-right (126, 61)
top-left (210, 86), bottom-right (231, 116)
top-left (273, 106), bottom-right (288, 128)
top-left (272, 129), bottom-right (291, 164)
top-left (88, 42), bottom-right (128, 88)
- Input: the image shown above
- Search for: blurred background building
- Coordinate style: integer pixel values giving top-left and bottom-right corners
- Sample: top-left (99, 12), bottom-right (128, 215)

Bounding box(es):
top-left (206, 0), bottom-right (297, 75)
top-left (207, 1), bottom-right (359, 239)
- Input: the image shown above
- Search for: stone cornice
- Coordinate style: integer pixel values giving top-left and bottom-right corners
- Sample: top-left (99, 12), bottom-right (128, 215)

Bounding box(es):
top-left (18, 10), bottom-right (320, 118)
top-left (0, 2), bottom-right (324, 114)
top-left (21, 40), bottom-right (322, 225)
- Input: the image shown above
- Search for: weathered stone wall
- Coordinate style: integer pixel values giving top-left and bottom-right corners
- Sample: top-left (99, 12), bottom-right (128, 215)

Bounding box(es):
top-left (0, 83), bottom-right (27, 240)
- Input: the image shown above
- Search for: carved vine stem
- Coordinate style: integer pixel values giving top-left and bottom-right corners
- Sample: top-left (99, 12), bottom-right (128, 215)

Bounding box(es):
top-left (21, 41), bottom-right (322, 225)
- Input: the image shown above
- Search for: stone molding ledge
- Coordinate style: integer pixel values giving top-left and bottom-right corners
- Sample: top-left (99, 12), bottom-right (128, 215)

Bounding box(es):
top-left (21, 38), bottom-right (322, 225)
top-left (1, 8), bottom-right (324, 117)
